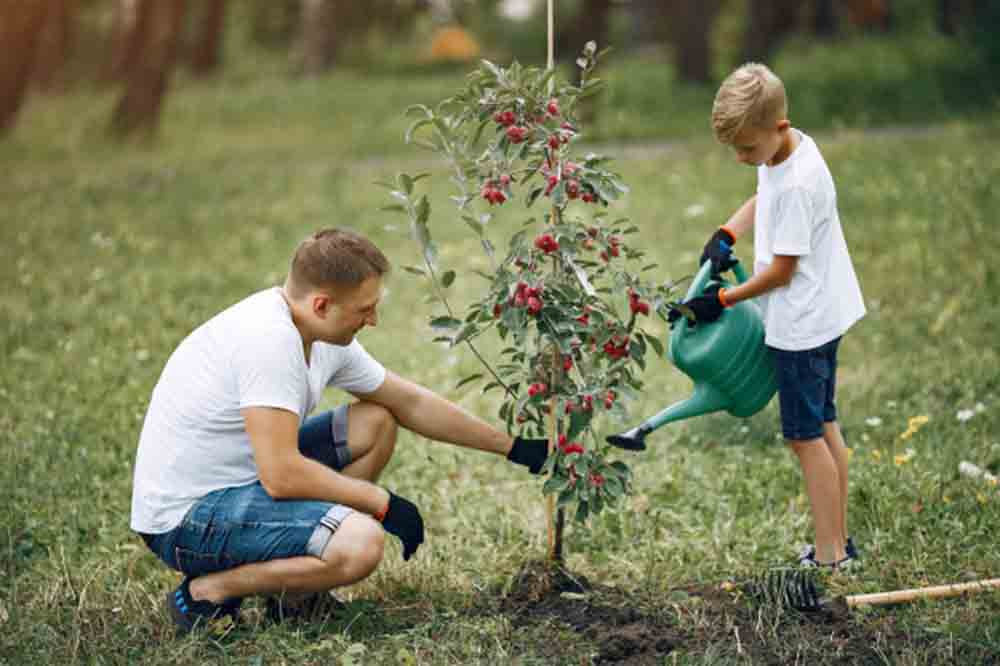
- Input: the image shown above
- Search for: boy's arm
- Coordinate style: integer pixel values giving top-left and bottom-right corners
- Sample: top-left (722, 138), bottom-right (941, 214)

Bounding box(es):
top-left (723, 195), bottom-right (756, 240)
top-left (721, 254), bottom-right (797, 305)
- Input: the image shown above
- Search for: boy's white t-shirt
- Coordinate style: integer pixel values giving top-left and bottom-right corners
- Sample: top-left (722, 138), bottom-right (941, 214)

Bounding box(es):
top-left (130, 287), bottom-right (386, 534)
top-left (753, 130), bottom-right (866, 351)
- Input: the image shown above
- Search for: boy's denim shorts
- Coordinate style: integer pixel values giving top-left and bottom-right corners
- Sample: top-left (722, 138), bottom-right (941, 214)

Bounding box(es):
top-left (140, 406), bottom-right (356, 577)
top-left (768, 337), bottom-right (841, 441)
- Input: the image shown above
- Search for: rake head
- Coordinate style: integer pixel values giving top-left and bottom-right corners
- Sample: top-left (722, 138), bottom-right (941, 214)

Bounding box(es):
top-left (744, 568), bottom-right (825, 612)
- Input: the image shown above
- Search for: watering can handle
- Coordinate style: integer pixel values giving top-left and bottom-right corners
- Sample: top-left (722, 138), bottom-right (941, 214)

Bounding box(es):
top-left (685, 258), bottom-right (749, 302)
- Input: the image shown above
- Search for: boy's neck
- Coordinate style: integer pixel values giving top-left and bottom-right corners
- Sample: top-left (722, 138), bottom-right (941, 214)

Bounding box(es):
top-left (767, 127), bottom-right (799, 167)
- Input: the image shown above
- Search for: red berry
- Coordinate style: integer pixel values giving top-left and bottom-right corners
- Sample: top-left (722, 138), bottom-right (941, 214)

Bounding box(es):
top-left (528, 382), bottom-right (547, 397)
top-left (600, 251), bottom-right (609, 262)
top-left (563, 356), bottom-right (573, 371)
top-left (493, 303), bottom-right (502, 317)
top-left (564, 161), bottom-right (578, 175)
top-left (558, 434), bottom-right (567, 447)
top-left (548, 135), bottom-right (561, 150)
top-left (547, 99), bottom-right (560, 116)
top-left (636, 301), bottom-right (650, 316)
top-left (565, 180), bottom-right (580, 199)
top-left (562, 442), bottom-right (584, 455)
top-left (589, 472), bottom-right (605, 487)
top-left (581, 192), bottom-right (595, 203)
top-left (499, 174), bottom-right (511, 186)
top-left (610, 245), bottom-right (620, 257)
top-left (496, 110), bottom-right (516, 127)
top-left (527, 296), bottom-right (542, 315)
top-left (587, 227), bottom-right (598, 237)
top-left (604, 397), bottom-right (614, 409)
top-left (514, 292), bottom-right (527, 307)
top-left (506, 126), bottom-right (528, 143)
top-left (576, 312), bottom-right (589, 325)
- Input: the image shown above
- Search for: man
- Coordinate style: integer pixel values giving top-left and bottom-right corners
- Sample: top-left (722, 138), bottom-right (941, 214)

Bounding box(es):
top-left (130, 228), bottom-right (548, 632)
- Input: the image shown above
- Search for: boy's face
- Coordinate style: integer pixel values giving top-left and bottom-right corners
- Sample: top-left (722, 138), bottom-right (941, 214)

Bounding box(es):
top-left (729, 119), bottom-right (791, 167)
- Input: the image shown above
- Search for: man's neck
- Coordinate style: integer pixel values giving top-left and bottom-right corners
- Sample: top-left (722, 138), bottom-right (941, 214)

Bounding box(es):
top-left (279, 285), bottom-right (313, 364)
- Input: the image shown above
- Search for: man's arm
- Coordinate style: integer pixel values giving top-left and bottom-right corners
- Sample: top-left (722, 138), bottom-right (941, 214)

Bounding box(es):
top-left (722, 254), bottom-right (797, 305)
top-left (242, 406), bottom-right (389, 513)
top-left (355, 371), bottom-right (513, 456)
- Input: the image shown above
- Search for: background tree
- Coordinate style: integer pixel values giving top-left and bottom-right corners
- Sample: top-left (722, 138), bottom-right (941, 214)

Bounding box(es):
top-left (666, 0), bottom-right (724, 84)
top-left (0, 0), bottom-right (49, 134)
top-left (741, 0), bottom-right (806, 64)
top-left (101, 0), bottom-right (142, 83)
top-left (188, 0), bottom-right (227, 76)
top-left (109, 0), bottom-right (186, 138)
top-left (33, 0), bottom-right (78, 92)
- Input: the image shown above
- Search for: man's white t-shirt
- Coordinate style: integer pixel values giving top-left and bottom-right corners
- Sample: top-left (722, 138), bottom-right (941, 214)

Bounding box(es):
top-left (753, 130), bottom-right (866, 351)
top-left (130, 287), bottom-right (386, 534)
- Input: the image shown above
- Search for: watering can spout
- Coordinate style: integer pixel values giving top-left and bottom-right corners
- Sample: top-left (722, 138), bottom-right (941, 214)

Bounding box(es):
top-left (606, 382), bottom-right (730, 451)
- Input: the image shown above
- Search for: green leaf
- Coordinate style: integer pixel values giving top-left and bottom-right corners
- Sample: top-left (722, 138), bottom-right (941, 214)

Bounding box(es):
top-left (414, 195), bottom-right (431, 226)
top-left (579, 80), bottom-right (605, 99)
top-left (453, 322), bottom-right (478, 345)
top-left (441, 270), bottom-right (456, 288)
top-left (645, 333), bottom-right (665, 357)
top-left (575, 501), bottom-right (590, 523)
top-left (402, 265), bottom-right (426, 276)
top-left (526, 186), bottom-right (545, 208)
top-left (542, 475), bottom-right (565, 495)
top-left (405, 118), bottom-right (433, 145)
top-left (400, 173), bottom-right (414, 195)
top-left (429, 316), bottom-right (462, 331)
top-left (380, 204), bottom-right (407, 214)
top-left (566, 408), bottom-right (593, 440)
top-left (481, 381), bottom-right (502, 394)
top-left (405, 103), bottom-right (433, 118)
top-left (456, 373), bottom-right (483, 389)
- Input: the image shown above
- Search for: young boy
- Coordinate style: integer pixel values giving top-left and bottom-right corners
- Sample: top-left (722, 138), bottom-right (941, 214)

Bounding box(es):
top-left (681, 63), bottom-right (866, 568)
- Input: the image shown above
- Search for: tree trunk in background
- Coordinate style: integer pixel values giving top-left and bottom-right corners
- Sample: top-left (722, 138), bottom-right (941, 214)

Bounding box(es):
top-left (0, 0), bottom-right (49, 134)
top-left (189, 0), bottom-right (227, 76)
top-left (667, 0), bottom-right (723, 84)
top-left (299, 0), bottom-right (338, 75)
top-left (102, 0), bottom-right (142, 83)
top-left (846, 0), bottom-right (892, 32)
top-left (109, 0), bottom-right (186, 139)
top-left (813, 0), bottom-right (839, 37)
top-left (741, 0), bottom-right (805, 64)
top-left (251, 0), bottom-right (299, 48)
top-left (33, 0), bottom-right (77, 92)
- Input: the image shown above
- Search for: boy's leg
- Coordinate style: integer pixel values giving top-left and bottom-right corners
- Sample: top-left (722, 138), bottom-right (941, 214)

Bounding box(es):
top-left (822, 421), bottom-right (849, 543)
top-left (788, 437), bottom-right (846, 564)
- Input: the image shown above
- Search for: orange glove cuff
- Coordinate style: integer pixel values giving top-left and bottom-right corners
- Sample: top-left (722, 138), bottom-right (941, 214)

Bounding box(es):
top-left (719, 225), bottom-right (736, 245)
top-left (718, 287), bottom-right (733, 308)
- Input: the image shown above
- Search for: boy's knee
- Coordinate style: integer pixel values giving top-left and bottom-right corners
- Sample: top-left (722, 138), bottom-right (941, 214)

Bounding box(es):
top-left (320, 513), bottom-right (385, 579)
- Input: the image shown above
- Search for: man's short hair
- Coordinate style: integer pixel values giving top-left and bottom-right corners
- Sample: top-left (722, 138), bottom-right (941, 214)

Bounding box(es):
top-left (287, 228), bottom-right (390, 297)
top-left (712, 63), bottom-right (787, 145)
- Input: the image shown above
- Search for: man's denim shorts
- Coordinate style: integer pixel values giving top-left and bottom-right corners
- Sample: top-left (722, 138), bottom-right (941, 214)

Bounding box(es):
top-left (768, 337), bottom-right (841, 441)
top-left (140, 406), bottom-right (355, 577)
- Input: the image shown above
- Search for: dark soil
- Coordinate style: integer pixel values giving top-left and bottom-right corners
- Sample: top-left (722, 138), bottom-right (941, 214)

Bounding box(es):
top-left (495, 560), bottom-right (1000, 665)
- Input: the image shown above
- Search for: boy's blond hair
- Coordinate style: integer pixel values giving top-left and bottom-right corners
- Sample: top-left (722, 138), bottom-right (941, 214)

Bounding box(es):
top-left (712, 63), bottom-right (787, 145)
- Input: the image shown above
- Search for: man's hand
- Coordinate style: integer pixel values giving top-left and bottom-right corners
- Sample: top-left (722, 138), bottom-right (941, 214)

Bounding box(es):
top-left (506, 436), bottom-right (549, 474)
top-left (379, 492), bottom-right (425, 561)
top-left (699, 227), bottom-right (738, 275)
top-left (668, 284), bottom-right (726, 326)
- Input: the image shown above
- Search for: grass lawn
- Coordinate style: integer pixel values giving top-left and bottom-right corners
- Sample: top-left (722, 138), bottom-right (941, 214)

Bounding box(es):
top-left (2, 52), bottom-right (1000, 664)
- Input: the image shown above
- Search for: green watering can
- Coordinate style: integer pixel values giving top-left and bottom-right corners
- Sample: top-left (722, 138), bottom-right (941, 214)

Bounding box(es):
top-left (607, 258), bottom-right (777, 450)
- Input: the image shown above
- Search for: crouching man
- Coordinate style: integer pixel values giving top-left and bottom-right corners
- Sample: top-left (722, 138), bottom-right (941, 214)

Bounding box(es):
top-left (130, 228), bottom-right (548, 632)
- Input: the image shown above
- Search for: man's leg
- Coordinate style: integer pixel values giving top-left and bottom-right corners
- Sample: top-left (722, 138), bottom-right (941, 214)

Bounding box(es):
top-left (822, 421), bottom-right (849, 543)
top-left (341, 402), bottom-right (397, 482)
top-left (789, 437), bottom-right (846, 564)
top-left (188, 512), bottom-right (384, 605)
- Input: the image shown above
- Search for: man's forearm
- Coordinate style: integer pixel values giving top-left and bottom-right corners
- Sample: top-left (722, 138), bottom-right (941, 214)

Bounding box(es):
top-left (724, 195), bottom-right (756, 240)
top-left (270, 456), bottom-right (389, 515)
top-left (391, 383), bottom-right (512, 456)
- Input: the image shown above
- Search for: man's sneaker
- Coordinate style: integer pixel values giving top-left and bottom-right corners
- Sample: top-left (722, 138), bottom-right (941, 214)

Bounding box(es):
top-left (165, 577), bottom-right (242, 635)
top-left (265, 591), bottom-right (348, 624)
top-left (798, 536), bottom-right (859, 563)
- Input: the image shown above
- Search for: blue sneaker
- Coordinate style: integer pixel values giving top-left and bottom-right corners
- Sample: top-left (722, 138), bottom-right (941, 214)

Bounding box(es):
top-left (165, 577), bottom-right (241, 635)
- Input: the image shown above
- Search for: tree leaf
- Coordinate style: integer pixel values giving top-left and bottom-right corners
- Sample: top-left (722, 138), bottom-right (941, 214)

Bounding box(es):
top-left (429, 316), bottom-right (462, 331)
top-left (456, 373), bottom-right (483, 389)
top-left (441, 270), bottom-right (456, 288)
top-left (402, 265), bottom-right (426, 276)
top-left (380, 204), bottom-right (407, 214)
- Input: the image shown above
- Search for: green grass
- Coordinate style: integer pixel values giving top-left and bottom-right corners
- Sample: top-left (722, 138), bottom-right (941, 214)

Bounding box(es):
top-left (3, 37), bottom-right (1000, 664)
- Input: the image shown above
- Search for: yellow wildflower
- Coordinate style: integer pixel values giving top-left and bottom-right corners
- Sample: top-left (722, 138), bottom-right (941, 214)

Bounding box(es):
top-left (871, 449), bottom-right (882, 461)
top-left (894, 448), bottom-right (916, 466)
top-left (899, 415), bottom-right (930, 440)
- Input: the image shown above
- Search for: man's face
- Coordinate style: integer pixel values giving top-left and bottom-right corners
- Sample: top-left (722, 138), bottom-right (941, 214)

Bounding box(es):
top-left (318, 276), bottom-right (382, 346)
top-left (730, 120), bottom-right (788, 167)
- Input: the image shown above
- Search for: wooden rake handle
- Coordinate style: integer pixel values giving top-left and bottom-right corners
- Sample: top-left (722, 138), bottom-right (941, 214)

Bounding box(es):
top-left (844, 578), bottom-right (1000, 607)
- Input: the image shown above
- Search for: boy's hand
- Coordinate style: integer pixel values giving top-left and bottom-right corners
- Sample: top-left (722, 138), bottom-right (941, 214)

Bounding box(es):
top-left (699, 227), bottom-right (738, 274)
top-left (379, 491), bottom-right (425, 561)
top-left (668, 285), bottom-right (726, 325)
top-left (507, 436), bottom-right (549, 474)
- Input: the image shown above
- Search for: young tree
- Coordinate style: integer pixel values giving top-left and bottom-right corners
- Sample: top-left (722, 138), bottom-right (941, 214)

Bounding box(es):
top-left (109, 0), bottom-right (186, 138)
top-left (385, 45), bottom-right (681, 560)
top-left (0, 0), bottom-right (49, 134)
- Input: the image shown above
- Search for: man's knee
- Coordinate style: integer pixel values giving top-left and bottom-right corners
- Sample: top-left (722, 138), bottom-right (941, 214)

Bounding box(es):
top-left (320, 513), bottom-right (385, 580)
top-left (351, 402), bottom-right (398, 455)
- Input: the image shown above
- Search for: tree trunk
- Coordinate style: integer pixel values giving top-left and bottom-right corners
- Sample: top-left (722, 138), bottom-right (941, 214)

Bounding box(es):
top-left (33, 0), bottom-right (77, 92)
top-left (101, 0), bottom-right (142, 83)
top-left (0, 0), bottom-right (49, 134)
top-left (741, 0), bottom-right (804, 65)
top-left (667, 0), bottom-right (723, 84)
top-left (109, 0), bottom-right (186, 139)
top-left (189, 0), bottom-right (227, 76)
top-left (813, 0), bottom-right (839, 38)
top-left (298, 0), bottom-right (338, 75)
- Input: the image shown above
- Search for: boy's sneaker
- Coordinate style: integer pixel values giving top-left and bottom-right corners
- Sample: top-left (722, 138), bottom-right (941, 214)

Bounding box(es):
top-left (165, 577), bottom-right (242, 635)
top-left (265, 590), bottom-right (348, 624)
top-left (798, 536), bottom-right (859, 563)
top-left (798, 551), bottom-right (858, 571)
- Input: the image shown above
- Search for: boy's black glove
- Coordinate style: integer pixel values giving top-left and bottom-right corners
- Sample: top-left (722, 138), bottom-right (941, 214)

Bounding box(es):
top-left (699, 227), bottom-right (738, 275)
top-left (507, 436), bottom-right (549, 474)
top-left (668, 284), bottom-right (725, 326)
top-left (380, 492), bottom-right (425, 561)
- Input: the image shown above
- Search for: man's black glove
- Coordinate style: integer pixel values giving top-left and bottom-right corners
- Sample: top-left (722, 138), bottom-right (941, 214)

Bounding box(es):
top-left (699, 227), bottom-right (738, 275)
top-left (668, 284), bottom-right (725, 326)
top-left (507, 436), bottom-right (549, 474)
top-left (380, 492), bottom-right (425, 561)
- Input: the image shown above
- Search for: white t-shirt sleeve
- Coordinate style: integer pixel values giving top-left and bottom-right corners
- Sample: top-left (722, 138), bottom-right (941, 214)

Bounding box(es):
top-left (327, 340), bottom-right (386, 394)
top-left (234, 327), bottom-right (306, 415)
top-left (770, 187), bottom-right (813, 256)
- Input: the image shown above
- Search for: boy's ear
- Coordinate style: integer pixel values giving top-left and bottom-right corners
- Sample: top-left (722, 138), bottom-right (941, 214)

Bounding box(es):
top-left (312, 294), bottom-right (331, 318)
top-left (777, 119), bottom-right (791, 132)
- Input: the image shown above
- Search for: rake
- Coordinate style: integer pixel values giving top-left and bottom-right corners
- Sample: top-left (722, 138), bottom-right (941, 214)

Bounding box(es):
top-left (746, 568), bottom-right (1000, 613)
